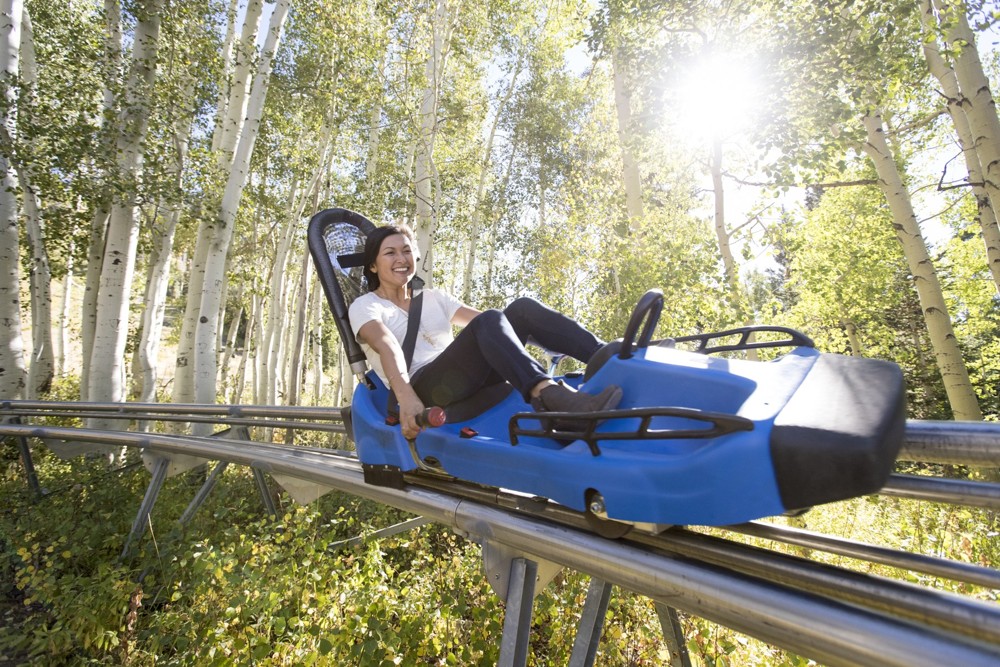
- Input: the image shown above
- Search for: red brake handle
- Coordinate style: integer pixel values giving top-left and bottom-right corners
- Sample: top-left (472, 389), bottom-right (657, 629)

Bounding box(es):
top-left (416, 406), bottom-right (446, 428)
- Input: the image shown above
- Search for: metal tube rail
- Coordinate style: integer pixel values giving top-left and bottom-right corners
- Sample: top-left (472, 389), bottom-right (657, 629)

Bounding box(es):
top-left (900, 420), bottom-right (1000, 466)
top-left (407, 475), bottom-right (1000, 642)
top-left (2, 423), bottom-right (999, 666)
top-left (8, 423), bottom-right (998, 587)
top-left (0, 400), bottom-right (346, 421)
top-left (881, 473), bottom-right (1000, 509)
top-left (5, 403), bottom-right (1000, 466)
top-left (400, 474), bottom-right (1000, 593)
top-left (728, 521), bottom-right (1000, 590)
top-left (628, 527), bottom-right (1000, 646)
top-left (0, 410), bottom-right (347, 434)
top-left (7, 402), bottom-right (1000, 469)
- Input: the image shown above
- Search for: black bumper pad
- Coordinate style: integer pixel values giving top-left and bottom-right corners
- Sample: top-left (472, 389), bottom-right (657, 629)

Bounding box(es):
top-left (770, 354), bottom-right (906, 511)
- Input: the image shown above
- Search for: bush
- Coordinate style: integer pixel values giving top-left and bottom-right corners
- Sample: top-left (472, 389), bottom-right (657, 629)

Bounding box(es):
top-left (2, 447), bottom-right (996, 665)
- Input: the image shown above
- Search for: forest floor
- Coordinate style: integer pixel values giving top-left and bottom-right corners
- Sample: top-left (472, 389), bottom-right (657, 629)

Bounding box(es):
top-left (0, 541), bottom-right (32, 666)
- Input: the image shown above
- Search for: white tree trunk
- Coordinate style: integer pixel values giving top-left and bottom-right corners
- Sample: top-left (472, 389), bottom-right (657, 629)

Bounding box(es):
top-left (193, 0), bottom-right (289, 413)
top-left (135, 208), bottom-right (178, 402)
top-left (56, 241), bottom-right (73, 377)
top-left (80, 0), bottom-right (121, 400)
top-left (0, 171), bottom-right (23, 399)
top-left (922, 0), bottom-right (1000, 294)
top-left (709, 136), bottom-right (755, 358)
top-left (79, 208), bottom-right (107, 400)
top-left (134, 72), bottom-right (195, 403)
top-left (414, 0), bottom-right (452, 285)
top-left (0, 0), bottom-right (25, 400)
top-left (287, 252), bottom-right (311, 407)
top-left (210, 0), bottom-right (241, 154)
top-left (710, 138), bottom-right (736, 287)
top-left (254, 132), bottom-right (331, 406)
top-left (249, 290), bottom-right (264, 403)
top-left (338, 345), bottom-right (351, 407)
top-left (16, 9), bottom-right (52, 397)
top-left (218, 284), bottom-right (244, 391)
top-left (843, 319), bottom-right (864, 357)
top-left (309, 277), bottom-right (323, 404)
top-left (100, 0), bottom-right (122, 114)
top-left (862, 111), bottom-right (982, 421)
top-left (87, 0), bottom-right (163, 415)
top-left (936, 1), bottom-right (1000, 209)
top-left (403, 140), bottom-right (415, 224)
top-left (363, 52), bottom-right (386, 187)
top-left (172, 217), bottom-right (210, 405)
top-left (612, 46), bottom-right (643, 230)
top-left (463, 53), bottom-right (523, 302)
top-left (21, 174), bottom-right (52, 398)
top-left (215, 0), bottom-right (262, 168)
top-left (174, 0), bottom-right (264, 408)
top-left (258, 211), bottom-right (296, 404)
top-left (485, 148), bottom-right (516, 294)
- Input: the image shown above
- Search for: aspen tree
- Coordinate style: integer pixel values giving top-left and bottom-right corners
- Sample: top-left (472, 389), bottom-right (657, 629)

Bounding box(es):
top-left (463, 50), bottom-right (524, 302)
top-left (80, 0), bottom-right (122, 400)
top-left (922, 0), bottom-right (1000, 294)
top-left (86, 0), bottom-right (163, 430)
top-left (134, 74), bottom-right (196, 403)
top-left (0, 0), bottom-right (25, 400)
top-left (174, 0), bottom-right (263, 406)
top-left (862, 111), bottom-right (982, 420)
top-left (191, 0), bottom-right (289, 416)
top-left (413, 0), bottom-right (456, 285)
top-left (15, 9), bottom-right (53, 397)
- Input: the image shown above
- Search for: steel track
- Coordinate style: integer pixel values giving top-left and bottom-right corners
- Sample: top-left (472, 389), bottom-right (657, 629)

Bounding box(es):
top-left (2, 405), bottom-right (1000, 665)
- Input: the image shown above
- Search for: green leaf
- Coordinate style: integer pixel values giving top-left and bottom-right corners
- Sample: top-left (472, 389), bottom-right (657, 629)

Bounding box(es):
top-left (252, 642), bottom-right (272, 660)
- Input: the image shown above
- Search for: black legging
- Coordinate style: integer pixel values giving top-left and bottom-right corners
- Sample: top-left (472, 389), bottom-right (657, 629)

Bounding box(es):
top-left (412, 297), bottom-right (603, 407)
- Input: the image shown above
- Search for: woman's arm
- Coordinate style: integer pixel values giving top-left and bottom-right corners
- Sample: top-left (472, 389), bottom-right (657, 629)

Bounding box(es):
top-left (451, 305), bottom-right (481, 327)
top-left (356, 319), bottom-right (425, 439)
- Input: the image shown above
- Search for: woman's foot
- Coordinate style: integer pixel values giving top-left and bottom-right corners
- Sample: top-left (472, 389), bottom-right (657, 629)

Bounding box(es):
top-left (531, 381), bottom-right (623, 431)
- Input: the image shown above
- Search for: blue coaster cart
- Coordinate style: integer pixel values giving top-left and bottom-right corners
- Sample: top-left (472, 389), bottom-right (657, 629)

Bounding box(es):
top-left (309, 208), bottom-right (906, 535)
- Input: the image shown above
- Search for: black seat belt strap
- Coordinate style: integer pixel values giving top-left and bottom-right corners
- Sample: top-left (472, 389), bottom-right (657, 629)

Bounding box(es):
top-left (401, 291), bottom-right (423, 369)
top-left (386, 290), bottom-right (424, 421)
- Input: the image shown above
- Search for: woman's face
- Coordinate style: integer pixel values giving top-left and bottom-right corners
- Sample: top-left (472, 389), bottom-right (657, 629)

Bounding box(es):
top-left (371, 233), bottom-right (416, 292)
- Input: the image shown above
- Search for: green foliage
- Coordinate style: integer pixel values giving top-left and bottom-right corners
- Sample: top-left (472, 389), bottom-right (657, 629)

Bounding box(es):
top-left (15, 0), bottom-right (108, 276)
top-left (9, 0), bottom-right (1000, 660)
top-left (770, 181), bottom-right (954, 417)
top-left (937, 205), bottom-right (1000, 420)
top-left (2, 434), bottom-right (999, 665)
top-left (4, 448), bottom-right (996, 665)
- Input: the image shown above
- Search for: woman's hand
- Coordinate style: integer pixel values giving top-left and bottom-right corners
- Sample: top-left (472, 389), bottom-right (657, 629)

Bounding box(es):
top-left (397, 392), bottom-right (426, 440)
top-left (357, 319), bottom-right (426, 438)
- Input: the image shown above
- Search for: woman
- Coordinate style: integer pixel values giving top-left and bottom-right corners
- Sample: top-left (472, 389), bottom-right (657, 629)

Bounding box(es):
top-left (349, 224), bottom-right (622, 440)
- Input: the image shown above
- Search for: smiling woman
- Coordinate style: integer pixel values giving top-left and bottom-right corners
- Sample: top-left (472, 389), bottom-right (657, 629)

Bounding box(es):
top-left (673, 51), bottom-right (765, 144)
top-left (347, 222), bottom-right (622, 440)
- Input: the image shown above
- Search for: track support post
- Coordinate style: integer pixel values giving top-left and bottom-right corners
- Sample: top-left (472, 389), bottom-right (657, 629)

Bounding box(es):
top-left (498, 557), bottom-right (537, 667)
top-left (177, 426), bottom-right (252, 525)
top-left (4, 417), bottom-right (42, 500)
top-left (120, 456), bottom-right (170, 561)
top-left (251, 465), bottom-right (278, 516)
top-left (179, 461), bottom-right (229, 525)
top-left (654, 602), bottom-right (691, 667)
top-left (569, 577), bottom-right (613, 667)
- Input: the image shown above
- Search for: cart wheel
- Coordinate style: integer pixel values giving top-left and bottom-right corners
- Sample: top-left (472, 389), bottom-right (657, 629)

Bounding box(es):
top-left (584, 490), bottom-right (632, 539)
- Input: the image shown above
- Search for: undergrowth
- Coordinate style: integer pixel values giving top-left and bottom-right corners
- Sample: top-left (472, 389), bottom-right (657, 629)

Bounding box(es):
top-left (1, 438), bottom-right (997, 665)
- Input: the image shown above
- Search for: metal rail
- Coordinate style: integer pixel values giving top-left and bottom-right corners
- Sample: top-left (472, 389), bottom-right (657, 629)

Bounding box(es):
top-left (5, 401), bottom-right (1000, 466)
top-left (3, 408), bottom-right (1000, 665)
top-left (899, 420), bottom-right (1000, 466)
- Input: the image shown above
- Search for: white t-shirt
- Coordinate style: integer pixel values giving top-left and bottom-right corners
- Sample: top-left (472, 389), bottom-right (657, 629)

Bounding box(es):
top-left (348, 288), bottom-right (464, 385)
